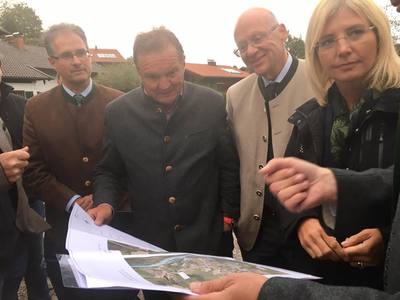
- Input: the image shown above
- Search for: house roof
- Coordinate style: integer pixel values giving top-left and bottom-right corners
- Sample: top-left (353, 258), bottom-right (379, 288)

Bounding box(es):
top-left (185, 63), bottom-right (249, 79)
top-left (1, 59), bottom-right (53, 80)
top-left (0, 40), bottom-right (53, 70)
top-left (0, 41), bottom-right (53, 80)
top-left (89, 48), bottom-right (126, 63)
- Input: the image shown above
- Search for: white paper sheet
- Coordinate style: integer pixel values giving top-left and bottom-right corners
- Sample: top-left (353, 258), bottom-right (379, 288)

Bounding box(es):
top-left (64, 205), bottom-right (319, 294)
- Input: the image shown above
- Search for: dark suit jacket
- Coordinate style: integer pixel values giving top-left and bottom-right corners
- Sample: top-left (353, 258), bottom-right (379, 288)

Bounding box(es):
top-left (0, 83), bottom-right (49, 270)
top-left (94, 82), bottom-right (240, 254)
top-left (23, 84), bottom-right (122, 255)
top-left (259, 168), bottom-right (400, 299)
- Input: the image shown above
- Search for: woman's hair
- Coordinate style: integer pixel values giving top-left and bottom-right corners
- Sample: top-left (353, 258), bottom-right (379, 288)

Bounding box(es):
top-left (305, 0), bottom-right (400, 105)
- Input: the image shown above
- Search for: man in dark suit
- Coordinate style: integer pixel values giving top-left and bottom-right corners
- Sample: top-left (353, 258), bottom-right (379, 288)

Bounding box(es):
top-left (0, 61), bottom-right (50, 299)
top-left (88, 27), bottom-right (240, 299)
top-left (22, 23), bottom-right (134, 300)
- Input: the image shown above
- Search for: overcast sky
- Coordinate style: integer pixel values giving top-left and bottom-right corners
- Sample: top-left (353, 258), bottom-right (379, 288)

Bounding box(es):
top-left (24, 0), bottom-right (392, 67)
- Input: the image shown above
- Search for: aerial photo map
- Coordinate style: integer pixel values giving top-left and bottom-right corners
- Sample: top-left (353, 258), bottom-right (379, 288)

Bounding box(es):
top-left (124, 253), bottom-right (285, 289)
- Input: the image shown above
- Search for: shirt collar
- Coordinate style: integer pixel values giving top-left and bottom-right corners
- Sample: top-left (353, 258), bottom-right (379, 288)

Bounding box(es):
top-left (62, 78), bottom-right (93, 97)
top-left (262, 53), bottom-right (293, 87)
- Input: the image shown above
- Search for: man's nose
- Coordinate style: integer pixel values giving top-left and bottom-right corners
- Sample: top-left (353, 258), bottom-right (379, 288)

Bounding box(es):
top-left (159, 76), bottom-right (171, 89)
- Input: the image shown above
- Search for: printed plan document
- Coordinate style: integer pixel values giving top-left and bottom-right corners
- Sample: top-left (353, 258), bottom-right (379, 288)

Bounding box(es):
top-left (63, 205), bottom-right (319, 294)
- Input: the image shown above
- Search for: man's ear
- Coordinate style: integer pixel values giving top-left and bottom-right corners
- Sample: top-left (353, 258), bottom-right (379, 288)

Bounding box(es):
top-left (278, 24), bottom-right (289, 42)
top-left (48, 56), bottom-right (56, 67)
top-left (181, 55), bottom-right (186, 67)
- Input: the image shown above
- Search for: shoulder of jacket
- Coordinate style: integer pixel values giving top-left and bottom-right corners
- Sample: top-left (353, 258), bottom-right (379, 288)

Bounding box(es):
top-left (288, 98), bottom-right (320, 125)
top-left (26, 86), bottom-right (60, 110)
top-left (228, 73), bottom-right (258, 93)
top-left (106, 87), bottom-right (140, 111)
top-left (95, 84), bottom-right (124, 97)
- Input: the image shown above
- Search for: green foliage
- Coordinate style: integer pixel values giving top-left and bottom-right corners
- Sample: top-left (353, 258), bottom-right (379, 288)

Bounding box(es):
top-left (95, 62), bottom-right (141, 92)
top-left (0, 1), bottom-right (43, 45)
top-left (285, 34), bottom-right (305, 59)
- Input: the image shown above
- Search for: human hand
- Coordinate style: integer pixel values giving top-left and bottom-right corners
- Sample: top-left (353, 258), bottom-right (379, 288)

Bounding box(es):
top-left (260, 157), bottom-right (337, 213)
top-left (342, 228), bottom-right (385, 268)
top-left (87, 203), bottom-right (113, 225)
top-left (0, 146), bottom-right (30, 183)
top-left (184, 273), bottom-right (267, 300)
top-left (298, 218), bottom-right (347, 261)
top-left (75, 194), bottom-right (93, 211)
top-left (391, 0), bottom-right (400, 12)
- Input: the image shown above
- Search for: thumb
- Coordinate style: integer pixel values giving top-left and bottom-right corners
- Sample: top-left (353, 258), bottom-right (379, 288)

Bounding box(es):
top-left (94, 212), bottom-right (106, 226)
top-left (88, 209), bottom-right (105, 226)
top-left (190, 278), bottom-right (228, 295)
top-left (17, 147), bottom-right (30, 159)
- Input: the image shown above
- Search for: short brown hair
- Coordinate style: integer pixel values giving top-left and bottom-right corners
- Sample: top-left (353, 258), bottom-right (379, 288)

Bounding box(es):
top-left (44, 23), bottom-right (88, 56)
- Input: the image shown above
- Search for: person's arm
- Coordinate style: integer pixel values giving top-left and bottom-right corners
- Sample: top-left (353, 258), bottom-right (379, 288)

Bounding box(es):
top-left (216, 118), bottom-right (241, 223)
top-left (261, 277), bottom-right (397, 300)
top-left (22, 107), bottom-right (76, 212)
top-left (333, 167), bottom-right (394, 231)
top-left (90, 107), bottom-right (126, 225)
top-left (0, 147), bottom-right (30, 191)
top-left (184, 273), bottom-right (397, 300)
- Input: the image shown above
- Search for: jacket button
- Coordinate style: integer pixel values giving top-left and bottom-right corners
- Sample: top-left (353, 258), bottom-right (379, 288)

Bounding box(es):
top-left (84, 180), bottom-right (91, 187)
top-left (253, 214), bottom-right (261, 221)
top-left (256, 190), bottom-right (263, 197)
top-left (258, 164), bottom-right (264, 169)
top-left (164, 136), bottom-right (171, 144)
top-left (174, 224), bottom-right (183, 231)
top-left (262, 136), bottom-right (267, 142)
top-left (165, 165), bottom-right (173, 172)
top-left (168, 196), bottom-right (176, 204)
top-left (82, 156), bottom-right (89, 163)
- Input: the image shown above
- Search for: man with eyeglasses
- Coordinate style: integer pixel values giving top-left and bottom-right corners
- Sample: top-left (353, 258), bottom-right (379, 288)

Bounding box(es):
top-left (22, 23), bottom-right (134, 299)
top-left (226, 7), bottom-right (316, 273)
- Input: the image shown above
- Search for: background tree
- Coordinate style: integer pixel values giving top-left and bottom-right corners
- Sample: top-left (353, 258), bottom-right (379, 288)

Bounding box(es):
top-left (285, 34), bottom-right (305, 59)
top-left (0, 1), bottom-right (43, 45)
top-left (95, 58), bottom-right (141, 92)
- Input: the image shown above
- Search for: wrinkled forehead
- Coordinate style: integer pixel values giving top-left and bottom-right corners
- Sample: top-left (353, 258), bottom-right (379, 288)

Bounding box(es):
top-left (136, 46), bottom-right (184, 73)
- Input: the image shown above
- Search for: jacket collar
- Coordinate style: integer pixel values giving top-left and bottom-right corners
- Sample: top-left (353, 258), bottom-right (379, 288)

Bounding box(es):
top-left (327, 83), bottom-right (400, 115)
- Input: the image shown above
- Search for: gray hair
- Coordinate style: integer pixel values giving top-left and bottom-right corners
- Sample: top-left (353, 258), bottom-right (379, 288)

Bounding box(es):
top-left (133, 26), bottom-right (184, 66)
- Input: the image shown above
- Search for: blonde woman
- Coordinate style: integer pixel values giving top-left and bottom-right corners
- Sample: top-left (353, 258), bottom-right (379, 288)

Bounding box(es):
top-left (283, 0), bottom-right (400, 289)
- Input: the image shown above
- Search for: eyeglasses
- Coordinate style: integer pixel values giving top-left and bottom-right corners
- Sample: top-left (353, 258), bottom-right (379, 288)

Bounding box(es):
top-left (51, 49), bottom-right (91, 61)
top-left (315, 25), bottom-right (375, 51)
top-left (234, 24), bottom-right (279, 57)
